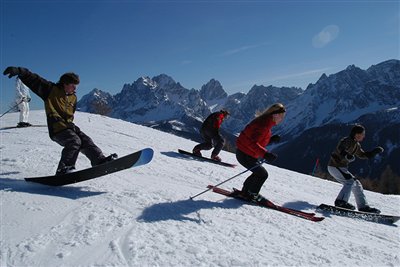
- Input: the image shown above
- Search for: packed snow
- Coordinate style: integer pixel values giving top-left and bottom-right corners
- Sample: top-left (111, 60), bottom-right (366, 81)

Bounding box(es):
top-left (1, 110), bottom-right (399, 267)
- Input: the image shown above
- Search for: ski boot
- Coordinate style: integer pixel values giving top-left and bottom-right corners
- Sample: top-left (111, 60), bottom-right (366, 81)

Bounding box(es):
top-left (237, 189), bottom-right (267, 203)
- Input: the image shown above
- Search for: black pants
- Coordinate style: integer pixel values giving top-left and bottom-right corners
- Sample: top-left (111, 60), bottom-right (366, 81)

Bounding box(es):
top-left (51, 127), bottom-right (104, 170)
top-left (236, 149), bottom-right (268, 194)
top-left (193, 128), bottom-right (224, 156)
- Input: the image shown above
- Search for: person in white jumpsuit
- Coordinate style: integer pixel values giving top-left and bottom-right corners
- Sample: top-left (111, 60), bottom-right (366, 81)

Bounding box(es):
top-left (15, 77), bottom-right (32, 127)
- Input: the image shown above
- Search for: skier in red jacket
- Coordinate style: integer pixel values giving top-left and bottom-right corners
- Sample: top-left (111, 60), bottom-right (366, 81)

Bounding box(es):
top-left (236, 103), bottom-right (286, 201)
top-left (193, 109), bottom-right (230, 161)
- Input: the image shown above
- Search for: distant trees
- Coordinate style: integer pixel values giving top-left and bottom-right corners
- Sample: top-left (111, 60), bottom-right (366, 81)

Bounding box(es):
top-left (91, 101), bottom-right (111, 116)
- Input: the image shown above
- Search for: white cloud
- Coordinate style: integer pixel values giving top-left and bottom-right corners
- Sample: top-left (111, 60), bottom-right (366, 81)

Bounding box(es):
top-left (221, 42), bottom-right (270, 56)
top-left (312, 25), bottom-right (340, 48)
top-left (266, 67), bottom-right (332, 81)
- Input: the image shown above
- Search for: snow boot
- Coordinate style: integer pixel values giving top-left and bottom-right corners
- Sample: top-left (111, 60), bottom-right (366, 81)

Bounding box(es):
top-left (17, 122), bottom-right (27, 128)
top-left (358, 206), bottom-right (381, 214)
top-left (97, 153), bottom-right (118, 165)
top-left (211, 154), bottom-right (221, 162)
top-left (334, 199), bottom-right (356, 210)
top-left (192, 148), bottom-right (202, 157)
top-left (56, 165), bottom-right (76, 176)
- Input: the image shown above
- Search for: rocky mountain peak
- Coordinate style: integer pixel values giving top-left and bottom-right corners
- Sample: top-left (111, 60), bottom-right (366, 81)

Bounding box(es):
top-left (200, 79), bottom-right (228, 102)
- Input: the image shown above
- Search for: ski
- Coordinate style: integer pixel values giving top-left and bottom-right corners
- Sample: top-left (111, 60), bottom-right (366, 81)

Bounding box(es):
top-left (178, 149), bottom-right (236, 168)
top-left (208, 185), bottom-right (324, 222)
top-left (317, 204), bottom-right (399, 224)
top-left (25, 148), bottom-right (154, 186)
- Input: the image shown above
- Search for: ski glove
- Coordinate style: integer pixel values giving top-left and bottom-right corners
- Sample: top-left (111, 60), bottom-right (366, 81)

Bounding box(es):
top-left (372, 146), bottom-right (384, 154)
top-left (3, 67), bottom-right (28, 78)
top-left (263, 152), bottom-right (277, 162)
top-left (345, 154), bottom-right (355, 162)
top-left (365, 146), bottom-right (384, 158)
top-left (269, 134), bottom-right (281, 144)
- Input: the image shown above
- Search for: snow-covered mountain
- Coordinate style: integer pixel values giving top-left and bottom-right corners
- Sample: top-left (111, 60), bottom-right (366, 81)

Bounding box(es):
top-left (272, 59), bottom-right (400, 180)
top-left (77, 59), bottom-right (400, 178)
top-left (1, 111), bottom-right (399, 267)
top-left (277, 59), bottom-right (400, 139)
top-left (274, 107), bottom-right (400, 183)
top-left (223, 84), bottom-right (302, 133)
top-left (77, 74), bottom-right (301, 144)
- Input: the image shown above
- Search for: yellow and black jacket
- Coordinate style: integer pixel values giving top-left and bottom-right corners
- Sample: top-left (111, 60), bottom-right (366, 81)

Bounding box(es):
top-left (328, 136), bottom-right (368, 168)
top-left (18, 69), bottom-right (76, 137)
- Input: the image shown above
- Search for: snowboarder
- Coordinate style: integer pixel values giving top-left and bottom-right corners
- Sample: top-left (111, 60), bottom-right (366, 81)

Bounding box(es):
top-left (3, 66), bottom-right (117, 175)
top-left (15, 77), bottom-right (32, 127)
top-left (192, 109), bottom-right (230, 162)
top-left (235, 103), bottom-right (285, 201)
top-left (327, 124), bottom-right (384, 213)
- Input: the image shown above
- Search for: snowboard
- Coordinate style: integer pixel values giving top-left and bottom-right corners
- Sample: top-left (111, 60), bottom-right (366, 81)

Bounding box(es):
top-left (208, 185), bottom-right (324, 222)
top-left (25, 148), bottom-right (154, 186)
top-left (317, 204), bottom-right (399, 224)
top-left (178, 149), bottom-right (236, 168)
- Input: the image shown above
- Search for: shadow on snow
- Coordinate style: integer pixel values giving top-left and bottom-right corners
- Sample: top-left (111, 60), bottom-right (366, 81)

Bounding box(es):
top-left (0, 177), bottom-right (106, 199)
top-left (138, 198), bottom-right (243, 224)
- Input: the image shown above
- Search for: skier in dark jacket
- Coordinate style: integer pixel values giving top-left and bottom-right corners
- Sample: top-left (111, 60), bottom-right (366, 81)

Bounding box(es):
top-left (3, 67), bottom-right (117, 175)
top-left (327, 124), bottom-right (383, 213)
top-left (192, 109), bottom-right (230, 162)
top-left (235, 103), bottom-right (285, 201)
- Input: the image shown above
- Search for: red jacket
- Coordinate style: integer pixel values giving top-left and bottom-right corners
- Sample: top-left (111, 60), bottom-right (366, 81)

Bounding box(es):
top-left (236, 115), bottom-right (276, 159)
top-left (201, 112), bottom-right (225, 132)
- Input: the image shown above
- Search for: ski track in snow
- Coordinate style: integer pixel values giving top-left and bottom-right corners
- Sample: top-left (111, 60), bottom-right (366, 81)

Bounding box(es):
top-left (1, 110), bottom-right (399, 267)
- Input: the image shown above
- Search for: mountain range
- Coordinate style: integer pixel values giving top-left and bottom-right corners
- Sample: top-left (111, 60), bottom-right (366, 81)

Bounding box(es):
top-left (77, 59), bottom-right (400, 183)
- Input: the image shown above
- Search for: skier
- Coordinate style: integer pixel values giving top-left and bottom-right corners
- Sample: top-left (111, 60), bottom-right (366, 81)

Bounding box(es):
top-left (3, 66), bottom-right (117, 175)
top-left (15, 77), bottom-right (32, 127)
top-left (327, 124), bottom-right (384, 213)
top-left (235, 103), bottom-right (285, 201)
top-left (192, 109), bottom-right (230, 162)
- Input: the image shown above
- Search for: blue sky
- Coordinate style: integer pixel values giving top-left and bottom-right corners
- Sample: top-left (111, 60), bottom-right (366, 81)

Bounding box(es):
top-left (1, 0), bottom-right (399, 113)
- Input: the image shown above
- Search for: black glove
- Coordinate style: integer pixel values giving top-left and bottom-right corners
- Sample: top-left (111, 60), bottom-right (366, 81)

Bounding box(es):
top-left (366, 146), bottom-right (384, 158)
top-left (345, 154), bottom-right (355, 162)
top-left (372, 146), bottom-right (384, 154)
top-left (3, 67), bottom-right (20, 78)
top-left (269, 135), bottom-right (281, 144)
top-left (263, 152), bottom-right (277, 162)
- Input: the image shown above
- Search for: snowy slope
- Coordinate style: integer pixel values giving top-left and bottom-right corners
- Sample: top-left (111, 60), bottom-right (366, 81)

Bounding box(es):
top-left (1, 111), bottom-right (399, 267)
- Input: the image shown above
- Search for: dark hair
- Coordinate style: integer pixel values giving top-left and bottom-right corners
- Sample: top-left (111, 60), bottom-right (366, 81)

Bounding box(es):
top-left (350, 124), bottom-right (365, 138)
top-left (220, 109), bottom-right (230, 116)
top-left (59, 72), bottom-right (80, 85)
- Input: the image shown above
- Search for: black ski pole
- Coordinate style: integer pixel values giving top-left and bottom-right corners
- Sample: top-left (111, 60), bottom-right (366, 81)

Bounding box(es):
top-left (189, 160), bottom-right (265, 200)
top-left (0, 101), bottom-right (21, 119)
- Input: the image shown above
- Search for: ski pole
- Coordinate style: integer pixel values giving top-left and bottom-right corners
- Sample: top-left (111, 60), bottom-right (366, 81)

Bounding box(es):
top-left (190, 160), bottom-right (265, 200)
top-left (0, 101), bottom-right (21, 119)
